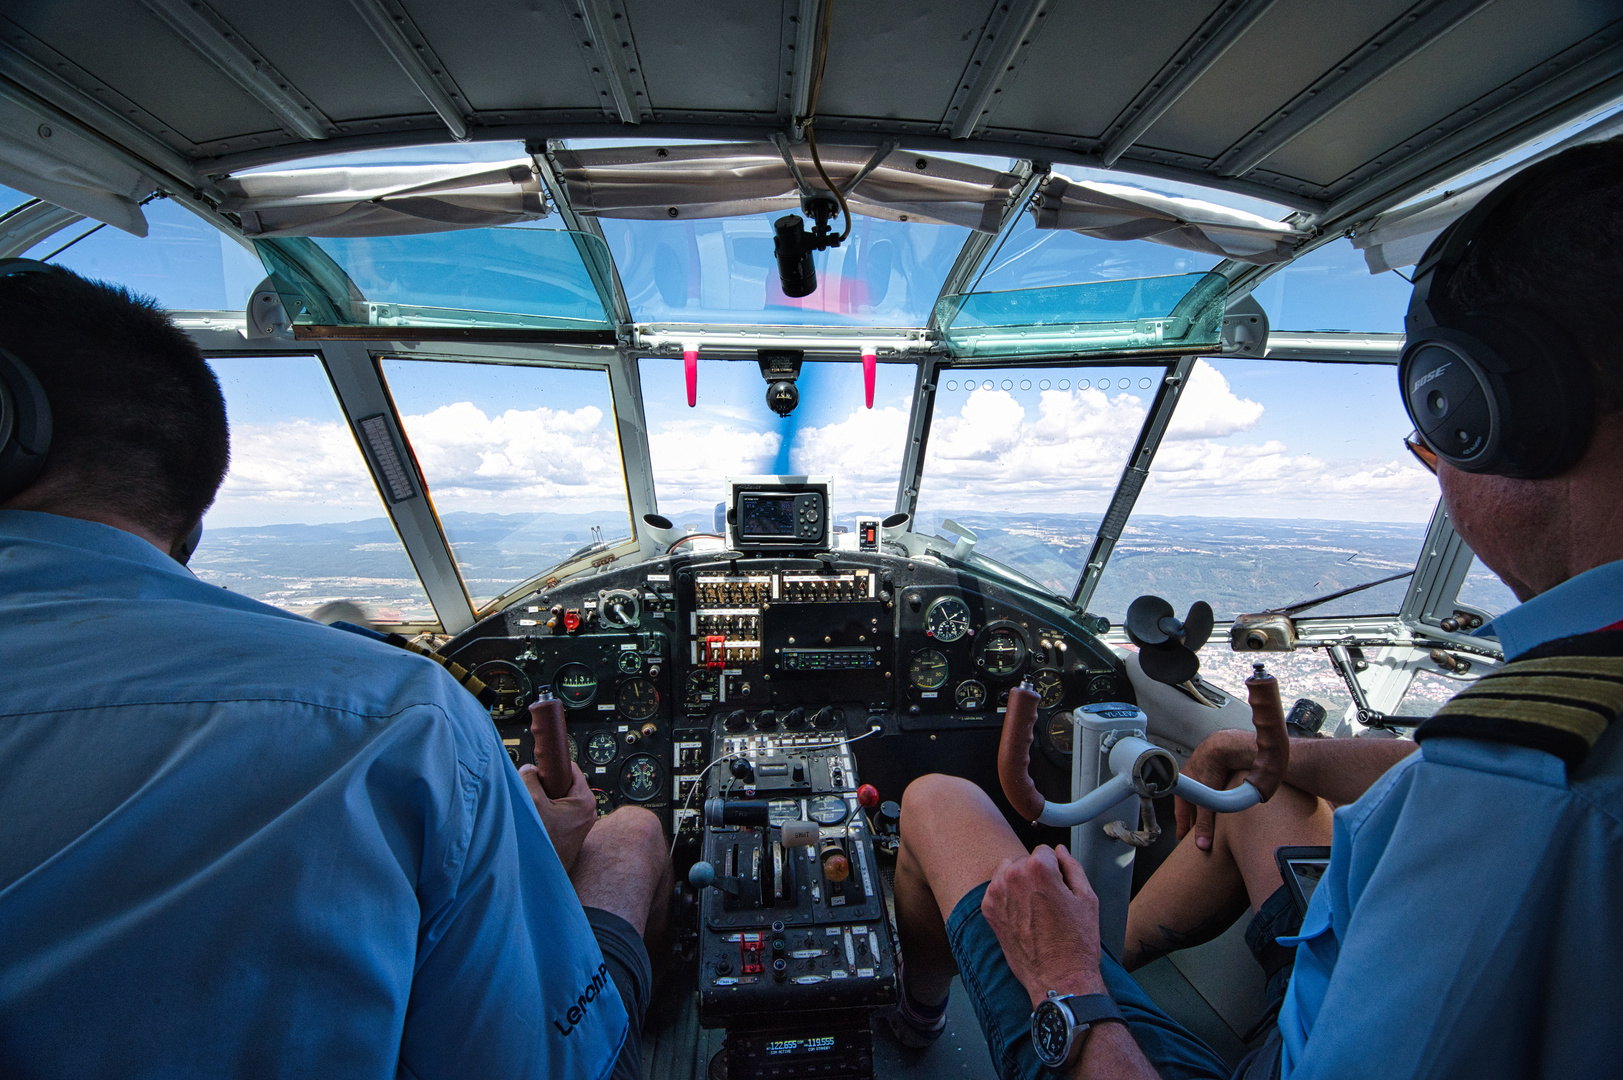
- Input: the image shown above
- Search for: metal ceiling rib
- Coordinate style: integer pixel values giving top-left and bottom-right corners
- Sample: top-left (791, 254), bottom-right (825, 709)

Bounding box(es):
top-left (135, 0), bottom-right (334, 141)
top-left (1097, 0), bottom-right (1280, 168)
top-left (344, 0), bottom-right (471, 141)
top-left (939, 0), bottom-right (1052, 141)
top-left (1213, 0), bottom-right (1496, 179)
top-left (567, 0), bottom-right (652, 125)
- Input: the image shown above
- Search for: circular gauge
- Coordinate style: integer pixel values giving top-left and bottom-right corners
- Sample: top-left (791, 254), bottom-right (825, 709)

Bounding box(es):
top-left (955, 679), bottom-right (988, 711)
top-left (808, 794), bottom-right (848, 825)
top-left (685, 669), bottom-right (718, 706)
top-left (617, 650), bottom-right (643, 674)
top-left (924, 596), bottom-right (972, 642)
top-left (567, 733), bottom-right (579, 763)
top-left (909, 648), bottom-right (950, 691)
top-left (591, 788), bottom-right (611, 815)
top-left (616, 677), bottom-right (659, 721)
top-left (473, 660), bottom-right (530, 723)
top-left (554, 663), bottom-right (598, 707)
top-left (619, 754), bottom-right (662, 802)
top-left (585, 730), bottom-right (618, 766)
top-left (1045, 711), bottom-right (1075, 755)
top-left (1031, 667), bottom-right (1065, 709)
top-left (598, 588), bottom-right (641, 629)
top-left (978, 626), bottom-right (1027, 678)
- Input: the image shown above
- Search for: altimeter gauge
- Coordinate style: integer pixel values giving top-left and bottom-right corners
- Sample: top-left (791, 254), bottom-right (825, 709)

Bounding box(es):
top-left (616, 677), bottom-right (659, 721)
top-left (909, 648), bottom-right (950, 690)
top-left (924, 596), bottom-right (972, 642)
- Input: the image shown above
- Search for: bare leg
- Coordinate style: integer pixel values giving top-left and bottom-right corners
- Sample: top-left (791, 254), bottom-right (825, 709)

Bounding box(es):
top-left (1123, 776), bottom-right (1331, 971)
top-left (571, 806), bottom-right (672, 938)
top-left (894, 773), bottom-right (1031, 1007)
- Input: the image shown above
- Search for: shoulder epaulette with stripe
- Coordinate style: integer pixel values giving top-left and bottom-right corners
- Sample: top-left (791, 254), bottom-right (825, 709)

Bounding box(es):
top-left (1415, 628), bottom-right (1623, 766)
top-left (329, 620), bottom-right (488, 701)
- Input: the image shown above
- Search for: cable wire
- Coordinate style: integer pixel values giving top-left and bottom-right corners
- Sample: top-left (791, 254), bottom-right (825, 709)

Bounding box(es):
top-left (798, 0), bottom-right (852, 243)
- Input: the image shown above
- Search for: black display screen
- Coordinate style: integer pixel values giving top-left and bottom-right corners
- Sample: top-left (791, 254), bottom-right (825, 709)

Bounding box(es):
top-left (739, 494), bottom-right (797, 538)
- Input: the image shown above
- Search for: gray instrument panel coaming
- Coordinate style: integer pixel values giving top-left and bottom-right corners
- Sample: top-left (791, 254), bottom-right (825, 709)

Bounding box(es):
top-left (443, 551), bottom-right (1132, 833)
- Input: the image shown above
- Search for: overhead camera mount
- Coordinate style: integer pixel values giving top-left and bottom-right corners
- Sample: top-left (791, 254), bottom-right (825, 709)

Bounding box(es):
top-left (774, 195), bottom-right (844, 298)
top-left (758, 349), bottom-right (804, 417)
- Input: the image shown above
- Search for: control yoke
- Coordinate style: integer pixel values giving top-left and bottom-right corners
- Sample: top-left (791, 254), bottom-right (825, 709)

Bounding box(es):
top-left (998, 664), bottom-right (1290, 828)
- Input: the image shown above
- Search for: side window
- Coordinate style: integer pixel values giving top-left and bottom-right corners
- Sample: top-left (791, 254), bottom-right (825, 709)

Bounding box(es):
top-left (23, 197), bottom-right (264, 311)
top-left (1250, 237), bottom-right (1413, 333)
top-left (381, 359), bottom-right (633, 609)
top-left (194, 356), bottom-right (433, 624)
top-left (1095, 358), bottom-right (1437, 623)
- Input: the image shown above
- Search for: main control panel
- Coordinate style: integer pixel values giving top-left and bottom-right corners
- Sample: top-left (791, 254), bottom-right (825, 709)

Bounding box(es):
top-left (443, 545), bottom-right (1130, 833)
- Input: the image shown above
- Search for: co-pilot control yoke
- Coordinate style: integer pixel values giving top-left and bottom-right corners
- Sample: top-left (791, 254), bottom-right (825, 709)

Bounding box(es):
top-left (998, 664), bottom-right (1289, 955)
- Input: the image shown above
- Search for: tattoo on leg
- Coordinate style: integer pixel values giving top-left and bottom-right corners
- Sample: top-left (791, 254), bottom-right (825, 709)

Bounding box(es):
top-left (1128, 911), bottom-right (1239, 969)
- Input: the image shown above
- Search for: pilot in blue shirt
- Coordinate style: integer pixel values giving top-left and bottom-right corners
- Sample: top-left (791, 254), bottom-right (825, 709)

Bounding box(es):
top-left (0, 509), bottom-right (629, 1077)
top-left (0, 265), bottom-right (656, 1079)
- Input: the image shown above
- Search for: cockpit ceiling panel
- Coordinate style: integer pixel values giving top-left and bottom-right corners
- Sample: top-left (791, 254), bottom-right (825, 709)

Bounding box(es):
top-left (2, 0), bottom-right (1618, 220)
top-left (1262, 0), bottom-right (1623, 191)
top-left (621, 0), bottom-right (783, 115)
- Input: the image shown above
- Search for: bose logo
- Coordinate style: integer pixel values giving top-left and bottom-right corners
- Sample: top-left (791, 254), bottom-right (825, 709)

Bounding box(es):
top-left (552, 961), bottom-right (612, 1036)
top-left (1411, 362), bottom-right (1451, 394)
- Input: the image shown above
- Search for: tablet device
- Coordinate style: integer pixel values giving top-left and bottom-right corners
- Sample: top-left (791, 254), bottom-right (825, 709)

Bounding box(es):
top-left (1274, 845), bottom-right (1332, 920)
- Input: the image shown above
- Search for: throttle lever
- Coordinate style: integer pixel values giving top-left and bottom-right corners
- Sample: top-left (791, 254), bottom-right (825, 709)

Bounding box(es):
top-left (997, 680), bottom-right (1047, 823)
top-left (1243, 661), bottom-right (1289, 802)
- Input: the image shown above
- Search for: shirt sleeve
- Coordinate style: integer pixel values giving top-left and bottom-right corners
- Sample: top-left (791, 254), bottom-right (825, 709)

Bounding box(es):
top-left (397, 705), bottom-right (628, 1080)
top-left (1281, 739), bottom-right (1575, 1080)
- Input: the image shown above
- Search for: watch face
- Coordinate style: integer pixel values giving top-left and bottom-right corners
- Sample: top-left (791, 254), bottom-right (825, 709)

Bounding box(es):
top-left (1032, 1000), bottom-right (1072, 1065)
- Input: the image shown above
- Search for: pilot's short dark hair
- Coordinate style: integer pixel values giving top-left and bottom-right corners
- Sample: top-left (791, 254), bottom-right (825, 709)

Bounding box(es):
top-left (0, 265), bottom-right (228, 540)
top-left (1446, 136), bottom-right (1623, 409)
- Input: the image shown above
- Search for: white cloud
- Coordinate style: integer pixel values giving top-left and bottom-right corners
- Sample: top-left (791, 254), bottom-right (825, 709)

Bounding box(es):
top-left (210, 419), bottom-right (381, 524)
top-left (400, 402), bottom-right (623, 506)
top-left (1165, 359), bottom-right (1264, 439)
top-left (648, 420), bottom-right (781, 511)
top-left (787, 405), bottom-right (912, 509)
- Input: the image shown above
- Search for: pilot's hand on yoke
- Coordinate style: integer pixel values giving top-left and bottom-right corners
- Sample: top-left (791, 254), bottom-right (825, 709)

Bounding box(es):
top-left (519, 757), bottom-right (597, 874)
top-left (981, 844), bottom-right (1108, 1007)
top-left (1175, 728), bottom-right (1258, 851)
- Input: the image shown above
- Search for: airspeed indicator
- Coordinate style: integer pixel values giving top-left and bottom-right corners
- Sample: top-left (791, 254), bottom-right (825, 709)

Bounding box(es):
top-left (909, 648), bottom-right (950, 690)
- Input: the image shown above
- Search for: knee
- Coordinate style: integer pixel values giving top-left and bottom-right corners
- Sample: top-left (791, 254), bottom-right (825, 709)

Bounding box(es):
top-left (594, 805), bottom-right (667, 865)
top-left (900, 773), bottom-right (990, 835)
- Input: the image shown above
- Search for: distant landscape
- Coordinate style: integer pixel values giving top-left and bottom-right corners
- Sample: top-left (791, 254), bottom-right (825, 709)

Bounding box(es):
top-left (191, 508), bottom-right (1511, 721)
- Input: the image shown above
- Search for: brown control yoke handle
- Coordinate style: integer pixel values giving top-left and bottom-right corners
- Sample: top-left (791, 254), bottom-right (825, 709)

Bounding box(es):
top-left (529, 690), bottom-right (573, 799)
top-left (997, 682), bottom-right (1048, 823)
top-left (1242, 663), bottom-right (1289, 802)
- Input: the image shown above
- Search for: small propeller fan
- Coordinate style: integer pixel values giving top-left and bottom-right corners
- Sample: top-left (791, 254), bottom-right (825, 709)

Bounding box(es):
top-left (1125, 595), bottom-right (1215, 687)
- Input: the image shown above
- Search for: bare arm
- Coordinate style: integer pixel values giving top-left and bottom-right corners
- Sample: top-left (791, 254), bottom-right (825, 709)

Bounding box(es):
top-left (981, 846), bottom-right (1162, 1080)
top-left (1176, 731), bottom-right (1416, 849)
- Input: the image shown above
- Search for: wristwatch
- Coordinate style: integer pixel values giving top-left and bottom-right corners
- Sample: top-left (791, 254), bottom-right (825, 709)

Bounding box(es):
top-left (1030, 990), bottom-right (1126, 1069)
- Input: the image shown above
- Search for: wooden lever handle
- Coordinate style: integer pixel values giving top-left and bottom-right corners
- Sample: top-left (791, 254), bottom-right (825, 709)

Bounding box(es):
top-left (1243, 665), bottom-right (1289, 802)
top-left (529, 694), bottom-right (573, 799)
top-left (997, 683), bottom-right (1047, 822)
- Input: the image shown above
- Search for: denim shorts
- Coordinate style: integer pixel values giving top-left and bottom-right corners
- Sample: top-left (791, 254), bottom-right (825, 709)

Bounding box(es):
top-left (945, 881), bottom-right (1231, 1080)
top-left (1243, 885), bottom-right (1303, 1020)
top-left (585, 906), bottom-right (652, 1080)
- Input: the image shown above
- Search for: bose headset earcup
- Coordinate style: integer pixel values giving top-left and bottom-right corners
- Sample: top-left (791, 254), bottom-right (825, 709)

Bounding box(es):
top-left (0, 259), bottom-right (58, 502)
top-left (0, 345), bottom-right (51, 502)
top-left (1398, 158), bottom-right (1596, 479)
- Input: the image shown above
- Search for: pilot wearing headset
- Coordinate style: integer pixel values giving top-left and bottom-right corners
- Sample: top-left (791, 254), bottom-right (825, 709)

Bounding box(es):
top-left (0, 264), bottom-right (668, 1079)
top-left (887, 139), bottom-right (1623, 1080)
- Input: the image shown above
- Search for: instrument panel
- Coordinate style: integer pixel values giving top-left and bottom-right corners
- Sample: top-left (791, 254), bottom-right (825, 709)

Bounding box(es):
top-left (443, 550), bottom-right (1132, 836)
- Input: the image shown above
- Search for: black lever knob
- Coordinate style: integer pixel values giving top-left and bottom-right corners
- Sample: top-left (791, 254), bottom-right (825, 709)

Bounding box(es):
top-left (813, 706), bottom-right (841, 728)
top-left (725, 709), bottom-right (749, 732)
top-left (784, 707), bottom-right (808, 730)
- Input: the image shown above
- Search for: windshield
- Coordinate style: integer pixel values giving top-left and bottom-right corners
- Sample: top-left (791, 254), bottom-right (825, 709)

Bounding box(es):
top-left (640, 357), bottom-right (916, 528)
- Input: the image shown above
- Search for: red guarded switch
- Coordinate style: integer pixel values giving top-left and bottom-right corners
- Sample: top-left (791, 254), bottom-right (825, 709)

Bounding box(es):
top-left (563, 609), bottom-right (583, 633)
top-left (740, 932), bottom-right (764, 974)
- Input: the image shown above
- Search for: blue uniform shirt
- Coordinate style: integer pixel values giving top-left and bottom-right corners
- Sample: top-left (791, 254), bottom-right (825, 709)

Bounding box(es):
top-left (1278, 558), bottom-right (1623, 1079)
top-left (0, 511), bottom-right (627, 1078)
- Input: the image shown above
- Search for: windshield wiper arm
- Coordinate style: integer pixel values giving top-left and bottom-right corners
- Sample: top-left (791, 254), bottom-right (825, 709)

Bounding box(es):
top-left (1271, 570), bottom-right (1414, 617)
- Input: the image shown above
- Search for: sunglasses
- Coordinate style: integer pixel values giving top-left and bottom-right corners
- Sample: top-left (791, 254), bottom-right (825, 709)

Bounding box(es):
top-left (1405, 430), bottom-right (1439, 475)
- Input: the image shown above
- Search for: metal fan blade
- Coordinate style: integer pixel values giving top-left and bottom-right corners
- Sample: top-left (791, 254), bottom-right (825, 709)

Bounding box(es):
top-left (1138, 642), bottom-right (1200, 687)
top-left (1182, 601), bottom-right (1214, 652)
top-left (1125, 594), bottom-right (1176, 647)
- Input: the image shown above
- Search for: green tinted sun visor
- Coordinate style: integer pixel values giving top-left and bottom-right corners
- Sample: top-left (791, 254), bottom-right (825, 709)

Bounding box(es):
top-left (253, 228), bottom-right (617, 332)
top-left (935, 271), bottom-right (1227, 359)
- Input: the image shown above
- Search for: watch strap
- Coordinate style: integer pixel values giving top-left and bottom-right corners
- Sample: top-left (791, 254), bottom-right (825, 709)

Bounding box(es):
top-left (1058, 992), bottom-right (1125, 1029)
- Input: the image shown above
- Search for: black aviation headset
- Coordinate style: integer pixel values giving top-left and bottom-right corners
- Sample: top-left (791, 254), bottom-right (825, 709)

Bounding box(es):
top-left (0, 258), bottom-right (55, 503)
top-left (0, 258), bottom-right (202, 563)
top-left (1399, 154), bottom-right (1597, 479)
